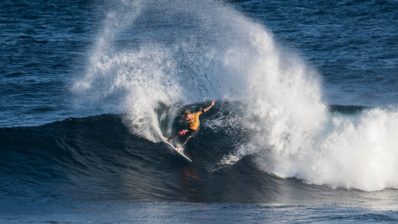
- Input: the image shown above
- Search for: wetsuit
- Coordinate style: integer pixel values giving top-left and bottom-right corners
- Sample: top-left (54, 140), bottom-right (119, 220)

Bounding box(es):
top-left (178, 110), bottom-right (204, 145)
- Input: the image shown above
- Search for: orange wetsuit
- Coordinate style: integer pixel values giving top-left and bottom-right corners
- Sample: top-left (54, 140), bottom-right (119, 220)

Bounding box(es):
top-left (178, 110), bottom-right (203, 136)
top-left (187, 111), bottom-right (202, 131)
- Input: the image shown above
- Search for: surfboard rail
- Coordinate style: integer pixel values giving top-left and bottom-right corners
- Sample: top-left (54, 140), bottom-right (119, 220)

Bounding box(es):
top-left (161, 137), bottom-right (192, 162)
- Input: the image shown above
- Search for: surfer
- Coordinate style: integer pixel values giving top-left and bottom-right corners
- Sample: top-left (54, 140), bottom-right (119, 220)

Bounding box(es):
top-left (168, 100), bottom-right (216, 146)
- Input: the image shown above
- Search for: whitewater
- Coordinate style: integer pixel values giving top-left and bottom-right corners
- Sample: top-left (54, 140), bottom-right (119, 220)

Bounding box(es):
top-left (70, 0), bottom-right (398, 192)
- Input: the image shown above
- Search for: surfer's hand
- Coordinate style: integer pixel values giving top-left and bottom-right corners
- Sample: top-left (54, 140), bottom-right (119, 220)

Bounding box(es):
top-left (203, 101), bottom-right (216, 113)
top-left (178, 129), bottom-right (189, 136)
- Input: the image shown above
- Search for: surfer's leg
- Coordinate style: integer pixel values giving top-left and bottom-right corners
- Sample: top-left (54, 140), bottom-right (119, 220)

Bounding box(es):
top-left (168, 129), bottom-right (189, 142)
top-left (182, 131), bottom-right (197, 147)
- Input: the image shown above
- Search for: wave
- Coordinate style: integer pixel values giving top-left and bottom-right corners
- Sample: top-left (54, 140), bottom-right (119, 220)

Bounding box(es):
top-left (1, 104), bottom-right (393, 203)
top-left (0, 112), bottom-right (287, 203)
top-left (69, 0), bottom-right (398, 192)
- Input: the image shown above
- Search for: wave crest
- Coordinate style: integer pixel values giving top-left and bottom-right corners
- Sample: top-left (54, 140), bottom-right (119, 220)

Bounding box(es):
top-left (72, 0), bottom-right (398, 191)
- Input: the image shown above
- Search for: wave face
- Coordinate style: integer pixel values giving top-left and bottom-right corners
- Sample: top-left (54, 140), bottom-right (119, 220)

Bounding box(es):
top-left (69, 0), bottom-right (398, 192)
top-left (0, 113), bottom-right (305, 203)
top-left (1, 112), bottom-right (396, 205)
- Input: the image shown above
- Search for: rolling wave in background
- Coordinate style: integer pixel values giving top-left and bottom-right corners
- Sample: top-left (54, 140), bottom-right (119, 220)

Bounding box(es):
top-left (70, 0), bottom-right (398, 192)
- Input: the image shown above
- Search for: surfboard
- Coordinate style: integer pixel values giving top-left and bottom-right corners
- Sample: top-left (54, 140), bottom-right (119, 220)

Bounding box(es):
top-left (161, 137), bottom-right (192, 162)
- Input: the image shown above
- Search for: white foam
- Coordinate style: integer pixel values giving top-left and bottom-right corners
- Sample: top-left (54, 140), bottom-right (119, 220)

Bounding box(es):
top-left (72, 0), bottom-right (398, 191)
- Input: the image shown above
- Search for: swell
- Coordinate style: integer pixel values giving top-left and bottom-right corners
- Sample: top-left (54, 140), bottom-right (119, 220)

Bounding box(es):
top-left (0, 104), bottom-right (382, 203)
top-left (0, 102), bottom-right (249, 200)
top-left (0, 114), bottom-right (178, 200)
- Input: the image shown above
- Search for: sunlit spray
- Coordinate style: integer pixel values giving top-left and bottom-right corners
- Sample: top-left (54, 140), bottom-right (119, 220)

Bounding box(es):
top-left (73, 0), bottom-right (398, 191)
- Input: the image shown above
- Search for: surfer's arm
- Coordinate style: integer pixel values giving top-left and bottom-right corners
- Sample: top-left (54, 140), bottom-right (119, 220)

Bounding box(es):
top-left (202, 100), bottom-right (215, 113)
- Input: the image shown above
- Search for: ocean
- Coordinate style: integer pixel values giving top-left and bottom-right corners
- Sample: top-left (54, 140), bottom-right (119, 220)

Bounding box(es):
top-left (1, 0), bottom-right (398, 223)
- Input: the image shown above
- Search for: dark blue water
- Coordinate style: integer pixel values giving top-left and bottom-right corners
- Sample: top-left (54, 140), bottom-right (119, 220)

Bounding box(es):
top-left (1, 0), bottom-right (398, 223)
top-left (237, 0), bottom-right (398, 106)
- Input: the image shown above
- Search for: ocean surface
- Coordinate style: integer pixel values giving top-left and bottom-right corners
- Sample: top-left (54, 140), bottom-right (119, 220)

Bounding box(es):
top-left (1, 0), bottom-right (398, 223)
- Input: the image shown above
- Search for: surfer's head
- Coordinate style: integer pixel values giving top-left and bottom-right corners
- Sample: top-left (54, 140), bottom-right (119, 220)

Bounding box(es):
top-left (184, 110), bottom-right (193, 120)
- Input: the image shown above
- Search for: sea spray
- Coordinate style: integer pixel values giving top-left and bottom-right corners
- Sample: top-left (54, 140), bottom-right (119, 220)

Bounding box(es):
top-left (72, 0), bottom-right (398, 191)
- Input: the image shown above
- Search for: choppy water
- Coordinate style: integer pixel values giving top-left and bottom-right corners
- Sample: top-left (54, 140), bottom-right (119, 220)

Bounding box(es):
top-left (1, 0), bottom-right (398, 223)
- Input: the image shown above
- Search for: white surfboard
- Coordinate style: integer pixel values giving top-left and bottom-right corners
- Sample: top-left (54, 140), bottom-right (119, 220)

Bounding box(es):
top-left (161, 137), bottom-right (192, 162)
